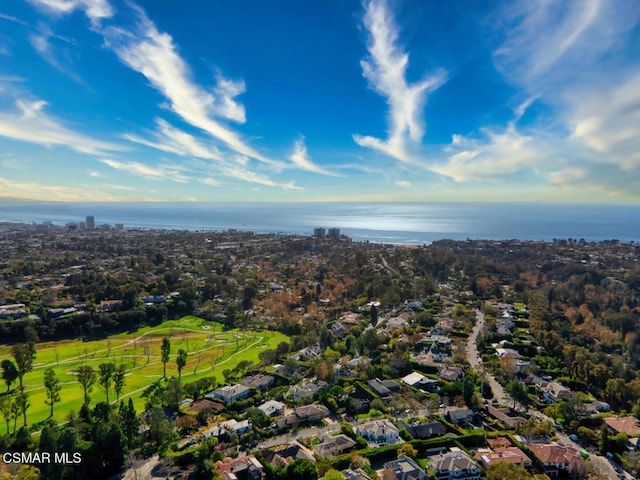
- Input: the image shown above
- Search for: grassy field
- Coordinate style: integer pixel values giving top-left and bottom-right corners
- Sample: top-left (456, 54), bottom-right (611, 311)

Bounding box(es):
top-left (0, 316), bottom-right (288, 430)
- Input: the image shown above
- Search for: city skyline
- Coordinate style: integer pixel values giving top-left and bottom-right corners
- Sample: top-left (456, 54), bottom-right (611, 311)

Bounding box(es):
top-left (0, 0), bottom-right (639, 202)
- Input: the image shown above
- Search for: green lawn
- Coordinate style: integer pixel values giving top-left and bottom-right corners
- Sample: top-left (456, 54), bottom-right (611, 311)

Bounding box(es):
top-left (0, 316), bottom-right (288, 430)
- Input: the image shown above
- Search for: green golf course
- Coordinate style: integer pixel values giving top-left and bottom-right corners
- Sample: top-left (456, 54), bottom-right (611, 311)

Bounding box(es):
top-left (0, 316), bottom-right (288, 429)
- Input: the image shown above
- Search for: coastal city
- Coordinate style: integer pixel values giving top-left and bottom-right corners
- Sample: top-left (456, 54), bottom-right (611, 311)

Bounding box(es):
top-left (1, 220), bottom-right (640, 480)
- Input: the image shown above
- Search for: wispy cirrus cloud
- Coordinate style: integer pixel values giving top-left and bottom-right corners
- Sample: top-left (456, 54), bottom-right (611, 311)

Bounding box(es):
top-left (433, 0), bottom-right (640, 197)
top-left (223, 167), bottom-right (302, 190)
top-left (25, 0), bottom-right (113, 25)
top-left (101, 158), bottom-right (190, 183)
top-left (353, 0), bottom-right (446, 164)
top-left (0, 176), bottom-right (123, 201)
top-left (102, 5), bottom-right (278, 166)
top-left (123, 118), bottom-right (223, 161)
top-left (0, 99), bottom-right (124, 154)
top-left (289, 138), bottom-right (337, 176)
top-left (492, 0), bottom-right (639, 95)
top-left (29, 24), bottom-right (84, 83)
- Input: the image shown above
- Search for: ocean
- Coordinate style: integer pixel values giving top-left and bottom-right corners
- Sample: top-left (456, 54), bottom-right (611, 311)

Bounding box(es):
top-left (1, 201), bottom-right (639, 245)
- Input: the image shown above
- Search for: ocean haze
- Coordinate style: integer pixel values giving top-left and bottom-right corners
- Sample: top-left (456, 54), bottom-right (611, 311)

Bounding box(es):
top-left (1, 202), bottom-right (639, 245)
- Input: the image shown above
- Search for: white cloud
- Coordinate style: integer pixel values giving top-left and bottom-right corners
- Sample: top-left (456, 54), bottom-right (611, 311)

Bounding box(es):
top-left (0, 99), bottom-right (124, 154)
top-left (433, 126), bottom-right (550, 182)
top-left (289, 138), bottom-right (336, 176)
top-left (567, 71), bottom-right (640, 172)
top-left (26, 0), bottom-right (114, 25)
top-left (353, 0), bottom-right (446, 164)
top-left (88, 170), bottom-right (102, 177)
top-left (395, 180), bottom-right (411, 188)
top-left (0, 13), bottom-right (29, 27)
top-left (123, 118), bottom-right (222, 161)
top-left (102, 6), bottom-right (278, 165)
top-left (0, 176), bottom-right (122, 201)
top-left (29, 25), bottom-right (84, 83)
top-left (199, 177), bottom-right (221, 187)
top-left (101, 158), bottom-right (189, 183)
top-left (223, 167), bottom-right (302, 190)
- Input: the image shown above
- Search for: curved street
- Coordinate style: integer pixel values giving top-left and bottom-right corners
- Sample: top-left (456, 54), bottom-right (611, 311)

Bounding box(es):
top-left (466, 309), bottom-right (508, 405)
top-left (467, 310), bottom-right (622, 479)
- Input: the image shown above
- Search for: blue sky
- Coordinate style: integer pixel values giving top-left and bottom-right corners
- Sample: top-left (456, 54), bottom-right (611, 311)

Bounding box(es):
top-left (0, 0), bottom-right (639, 202)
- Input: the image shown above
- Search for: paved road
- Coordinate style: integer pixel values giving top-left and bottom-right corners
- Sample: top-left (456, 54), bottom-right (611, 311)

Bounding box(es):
top-left (554, 430), bottom-right (619, 479)
top-left (466, 309), bottom-right (509, 405)
top-left (467, 310), bottom-right (623, 479)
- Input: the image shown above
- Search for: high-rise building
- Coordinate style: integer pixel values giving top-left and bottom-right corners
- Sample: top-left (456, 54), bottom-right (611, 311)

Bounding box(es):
top-left (328, 227), bottom-right (340, 239)
top-left (314, 227), bottom-right (326, 238)
top-left (85, 215), bottom-right (95, 231)
top-left (115, 223), bottom-right (124, 231)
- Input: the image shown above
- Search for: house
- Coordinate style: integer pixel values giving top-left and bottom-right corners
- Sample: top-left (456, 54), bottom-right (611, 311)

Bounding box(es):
top-left (401, 371), bottom-right (440, 393)
top-left (188, 398), bottom-right (225, 415)
top-left (241, 374), bottom-right (275, 391)
top-left (207, 384), bottom-right (252, 404)
top-left (293, 380), bottom-right (327, 401)
top-left (446, 409), bottom-right (475, 426)
top-left (383, 455), bottom-right (428, 480)
top-left (584, 400), bottom-right (610, 413)
top-left (430, 448), bottom-right (481, 480)
top-left (341, 468), bottom-right (372, 480)
top-left (261, 441), bottom-right (315, 468)
top-left (382, 316), bottom-right (409, 332)
top-left (98, 299), bottom-right (123, 311)
top-left (330, 322), bottom-right (348, 338)
top-left (485, 405), bottom-right (527, 430)
top-left (214, 455), bottom-right (264, 480)
top-left (294, 404), bottom-right (330, 423)
top-left (355, 419), bottom-right (400, 445)
top-left (528, 444), bottom-right (586, 478)
top-left (542, 382), bottom-right (573, 403)
top-left (257, 400), bottom-right (285, 417)
top-left (437, 365), bottom-right (464, 382)
top-left (603, 416), bottom-right (640, 436)
top-left (346, 386), bottom-right (372, 414)
top-left (479, 447), bottom-right (532, 468)
top-left (367, 378), bottom-right (401, 398)
top-left (313, 433), bottom-right (356, 458)
top-left (293, 344), bottom-right (323, 361)
top-left (397, 420), bottom-right (446, 439)
top-left (202, 419), bottom-right (252, 439)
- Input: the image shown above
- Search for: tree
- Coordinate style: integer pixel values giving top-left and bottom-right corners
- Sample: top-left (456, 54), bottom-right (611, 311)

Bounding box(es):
top-left (486, 462), bottom-right (533, 480)
top-left (286, 458), bottom-right (318, 480)
top-left (119, 399), bottom-right (140, 449)
top-left (12, 343), bottom-right (36, 390)
top-left (113, 364), bottom-right (126, 401)
top-left (398, 443), bottom-right (418, 459)
top-left (10, 397), bottom-right (20, 433)
top-left (15, 389), bottom-right (29, 426)
top-left (163, 378), bottom-right (183, 411)
top-left (99, 362), bottom-right (116, 403)
top-left (0, 396), bottom-right (11, 434)
top-left (323, 469), bottom-right (344, 480)
top-left (161, 337), bottom-right (171, 379)
top-left (43, 368), bottom-right (61, 417)
top-left (370, 303), bottom-right (378, 326)
top-left (176, 349), bottom-right (187, 380)
top-left (1, 359), bottom-right (18, 392)
top-left (74, 365), bottom-right (97, 405)
top-left (506, 380), bottom-right (530, 409)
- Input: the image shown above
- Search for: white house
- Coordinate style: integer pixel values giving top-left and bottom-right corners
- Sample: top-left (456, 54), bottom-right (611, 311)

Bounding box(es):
top-left (355, 419), bottom-right (400, 445)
